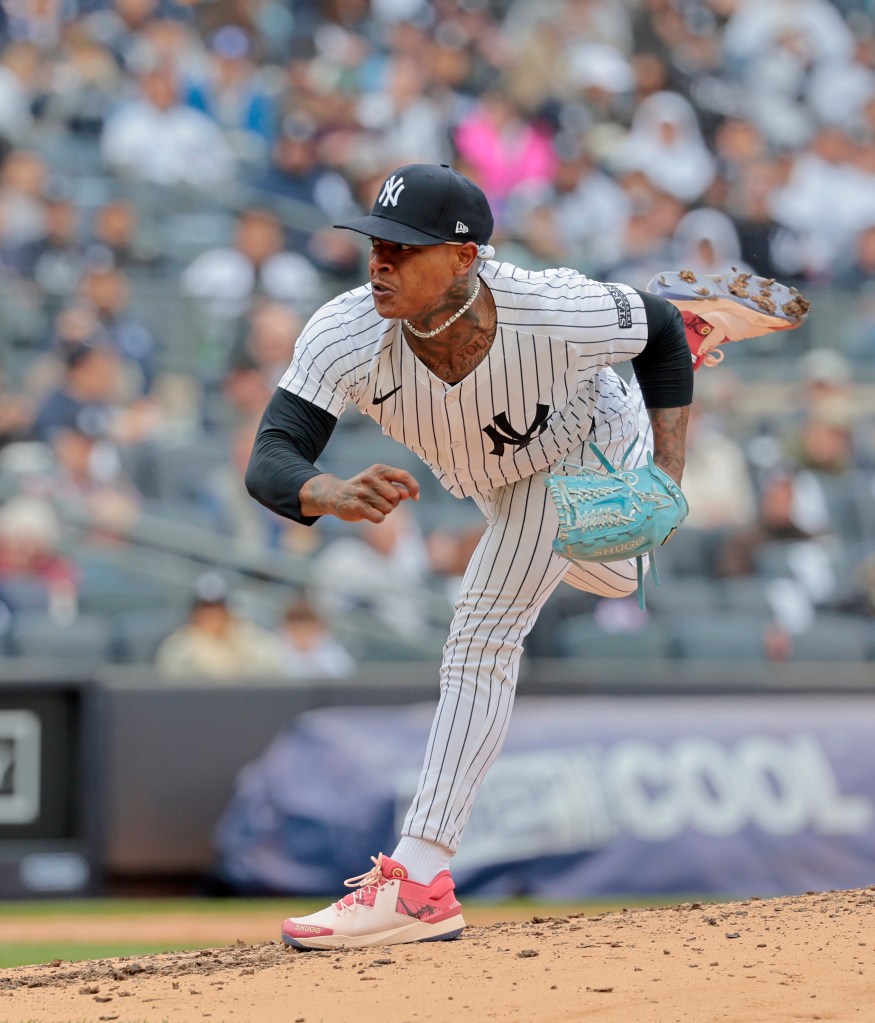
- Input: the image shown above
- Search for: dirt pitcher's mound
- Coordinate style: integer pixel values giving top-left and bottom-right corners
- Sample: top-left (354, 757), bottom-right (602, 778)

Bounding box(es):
top-left (1, 888), bottom-right (873, 1023)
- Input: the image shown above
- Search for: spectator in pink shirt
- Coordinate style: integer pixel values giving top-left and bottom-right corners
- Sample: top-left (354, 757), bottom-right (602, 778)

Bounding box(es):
top-left (453, 91), bottom-right (557, 219)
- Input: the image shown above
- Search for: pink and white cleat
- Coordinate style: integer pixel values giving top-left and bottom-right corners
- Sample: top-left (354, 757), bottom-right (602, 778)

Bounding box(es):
top-left (647, 269), bottom-right (811, 370)
top-left (281, 853), bottom-right (466, 950)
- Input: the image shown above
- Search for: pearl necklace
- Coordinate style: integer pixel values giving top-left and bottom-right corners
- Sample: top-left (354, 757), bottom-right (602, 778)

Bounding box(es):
top-left (403, 278), bottom-right (481, 339)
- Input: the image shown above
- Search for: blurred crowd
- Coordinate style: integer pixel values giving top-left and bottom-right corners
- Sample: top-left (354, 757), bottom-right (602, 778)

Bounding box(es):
top-left (0, 0), bottom-right (874, 678)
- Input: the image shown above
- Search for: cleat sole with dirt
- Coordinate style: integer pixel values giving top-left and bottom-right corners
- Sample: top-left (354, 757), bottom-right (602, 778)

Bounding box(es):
top-left (645, 269), bottom-right (811, 369)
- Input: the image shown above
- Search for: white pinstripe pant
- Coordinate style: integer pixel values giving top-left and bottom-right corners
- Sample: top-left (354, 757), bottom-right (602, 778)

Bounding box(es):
top-left (402, 395), bottom-right (653, 853)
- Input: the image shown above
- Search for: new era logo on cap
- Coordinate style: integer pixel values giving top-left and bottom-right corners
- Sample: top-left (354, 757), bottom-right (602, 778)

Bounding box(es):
top-left (334, 164), bottom-right (494, 247)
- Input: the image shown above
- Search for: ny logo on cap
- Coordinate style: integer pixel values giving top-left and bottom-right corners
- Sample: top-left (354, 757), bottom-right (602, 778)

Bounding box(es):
top-left (379, 175), bottom-right (405, 208)
top-left (455, 221), bottom-right (469, 234)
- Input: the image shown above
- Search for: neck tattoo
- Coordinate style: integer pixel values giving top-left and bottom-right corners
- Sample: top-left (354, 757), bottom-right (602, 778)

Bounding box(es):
top-left (403, 278), bottom-right (481, 339)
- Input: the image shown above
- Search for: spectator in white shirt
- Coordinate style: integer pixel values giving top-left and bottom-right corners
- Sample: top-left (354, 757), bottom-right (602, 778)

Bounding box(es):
top-left (613, 91), bottom-right (715, 204)
top-left (181, 207), bottom-right (322, 321)
top-left (100, 61), bottom-right (236, 191)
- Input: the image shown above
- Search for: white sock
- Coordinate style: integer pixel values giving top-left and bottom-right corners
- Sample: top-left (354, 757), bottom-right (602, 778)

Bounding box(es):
top-left (391, 836), bottom-right (452, 884)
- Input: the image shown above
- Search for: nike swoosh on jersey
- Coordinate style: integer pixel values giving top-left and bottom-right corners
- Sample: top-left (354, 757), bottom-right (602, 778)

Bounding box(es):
top-left (373, 384), bottom-right (402, 404)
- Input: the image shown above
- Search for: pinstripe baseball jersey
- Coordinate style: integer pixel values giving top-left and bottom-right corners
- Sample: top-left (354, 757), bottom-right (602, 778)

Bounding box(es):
top-left (278, 261), bottom-right (649, 500)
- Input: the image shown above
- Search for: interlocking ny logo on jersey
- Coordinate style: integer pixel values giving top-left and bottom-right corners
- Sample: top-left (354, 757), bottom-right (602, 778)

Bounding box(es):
top-left (379, 175), bottom-right (405, 208)
top-left (483, 404), bottom-right (552, 456)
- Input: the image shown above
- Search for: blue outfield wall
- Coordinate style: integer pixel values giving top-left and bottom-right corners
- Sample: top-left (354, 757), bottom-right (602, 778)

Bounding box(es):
top-left (214, 694), bottom-right (875, 900)
top-left (1, 661), bottom-right (874, 898)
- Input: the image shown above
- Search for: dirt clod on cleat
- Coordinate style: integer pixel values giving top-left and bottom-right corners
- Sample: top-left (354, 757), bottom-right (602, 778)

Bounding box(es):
top-left (679, 270), bottom-right (697, 283)
top-left (752, 294), bottom-right (777, 314)
top-left (783, 296), bottom-right (811, 321)
top-left (728, 272), bottom-right (751, 298)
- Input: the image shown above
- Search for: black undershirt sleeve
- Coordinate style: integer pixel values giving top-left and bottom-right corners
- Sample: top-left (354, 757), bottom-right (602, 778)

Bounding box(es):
top-left (630, 288), bottom-right (694, 409)
top-left (245, 388), bottom-right (338, 525)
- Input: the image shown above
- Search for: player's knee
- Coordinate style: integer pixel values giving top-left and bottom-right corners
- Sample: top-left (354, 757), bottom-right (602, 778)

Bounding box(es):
top-left (606, 572), bottom-right (640, 599)
top-left (562, 559), bottom-right (639, 598)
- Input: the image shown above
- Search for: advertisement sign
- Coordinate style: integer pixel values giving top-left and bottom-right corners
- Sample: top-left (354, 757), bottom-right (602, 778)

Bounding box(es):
top-left (0, 682), bottom-right (100, 897)
top-left (0, 711), bottom-right (41, 825)
top-left (214, 695), bottom-right (875, 898)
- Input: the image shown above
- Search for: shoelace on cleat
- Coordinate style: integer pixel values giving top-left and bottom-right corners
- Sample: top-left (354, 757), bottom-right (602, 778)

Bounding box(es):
top-left (699, 346), bottom-right (725, 368)
top-left (334, 855), bottom-right (389, 911)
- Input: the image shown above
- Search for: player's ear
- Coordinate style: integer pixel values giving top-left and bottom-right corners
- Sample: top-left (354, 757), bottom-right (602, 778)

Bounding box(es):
top-left (452, 241), bottom-right (479, 274)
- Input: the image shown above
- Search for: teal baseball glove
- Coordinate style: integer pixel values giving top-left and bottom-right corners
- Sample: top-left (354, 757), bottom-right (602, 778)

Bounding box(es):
top-left (546, 441), bottom-right (689, 609)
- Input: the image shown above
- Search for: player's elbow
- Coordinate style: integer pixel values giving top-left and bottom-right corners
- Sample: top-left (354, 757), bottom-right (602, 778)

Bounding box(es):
top-left (244, 449), bottom-right (269, 506)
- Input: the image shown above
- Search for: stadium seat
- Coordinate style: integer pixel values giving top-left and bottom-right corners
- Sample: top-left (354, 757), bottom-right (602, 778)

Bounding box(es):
top-left (111, 607), bottom-right (184, 664)
top-left (149, 438), bottom-right (231, 504)
top-left (644, 577), bottom-right (723, 616)
top-left (813, 470), bottom-right (873, 543)
top-left (788, 613), bottom-right (874, 663)
top-left (553, 615), bottom-right (671, 660)
top-left (7, 610), bottom-right (114, 665)
top-left (0, 577), bottom-right (51, 613)
top-left (333, 609), bottom-right (446, 663)
top-left (669, 611), bottom-right (769, 662)
top-left (850, 471), bottom-right (875, 543)
top-left (719, 576), bottom-right (779, 616)
top-left (654, 526), bottom-right (723, 578)
top-left (141, 497), bottom-right (226, 532)
top-left (76, 559), bottom-right (190, 616)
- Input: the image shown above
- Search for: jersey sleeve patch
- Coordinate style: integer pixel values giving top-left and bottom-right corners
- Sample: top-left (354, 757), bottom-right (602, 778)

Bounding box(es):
top-left (604, 284), bottom-right (633, 329)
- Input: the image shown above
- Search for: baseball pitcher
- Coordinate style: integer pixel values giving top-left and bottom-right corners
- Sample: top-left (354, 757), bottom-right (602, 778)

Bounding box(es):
top-left (246, 163), bottom-right (809, 949)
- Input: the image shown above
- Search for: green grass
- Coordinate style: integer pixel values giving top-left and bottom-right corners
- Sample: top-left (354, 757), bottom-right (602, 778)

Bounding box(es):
top-left (0, 897), bottom-right (309, 918)
top-left (0, 942), bottom-right (207, 969)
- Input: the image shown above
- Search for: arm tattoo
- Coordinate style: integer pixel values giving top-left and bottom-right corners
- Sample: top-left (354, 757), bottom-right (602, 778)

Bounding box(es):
top-left (299, 474), bottom-right (338, 516)
top-left (648, 406), bottom-right (690, 484)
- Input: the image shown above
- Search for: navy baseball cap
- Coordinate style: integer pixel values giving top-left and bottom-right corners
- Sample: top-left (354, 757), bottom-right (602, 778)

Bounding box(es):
top-left (335, 163), bottom-right (494, 246)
